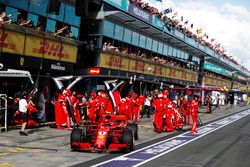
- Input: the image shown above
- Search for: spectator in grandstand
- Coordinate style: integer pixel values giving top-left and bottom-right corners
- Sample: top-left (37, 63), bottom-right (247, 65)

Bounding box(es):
top-left (159, 57), bottom-right (166, 64)
top-left (36, 21), bottom-right (43, 31)
top-left (152, 56), bottom-right (159, 63)
top-left (122, 47), bottom-right (129, 54)
top-left (102, 42), bottom-right (107, 51)
top-left (114, 46), bottom-right (120, 52)
top-left (54, 26), bottom-right (69, 36)
top-left (138, 52), bottom-right (147, 58)
top-left (130, 50), bottom-right (137, 57)
top-left (106, 43), bottom-right (116, 51)
top-left (18, 18), bottom-right (32, 27)
top-left (0, 11), bottom-right (12, 25)
top-left (65, 30), bottom-right (72, 38)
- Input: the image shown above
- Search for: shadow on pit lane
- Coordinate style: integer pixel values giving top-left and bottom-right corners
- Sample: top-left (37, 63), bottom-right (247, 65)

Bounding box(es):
top-left (27, 128), bottom-right (46, 134)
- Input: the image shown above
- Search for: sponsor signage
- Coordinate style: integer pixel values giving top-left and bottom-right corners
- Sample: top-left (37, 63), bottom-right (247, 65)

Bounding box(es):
top-left (204, 76), bottom-right (231, 87)
top-left (0, 30), bottom-right (25, 54)
top-left (204, 62), bottom-right (226, 75)
top-left (42, 60), bottom-right (73, 72)
top-left (50, 62), bottom-right (66, 71)
top-left (99, 52), bottom-right (198, 83)
top-left (104, 0), bottom-right (128, 12)
top-left (128, 3), bottom-right (153, 24)
top-left (99, 52), bottom-right (129, 71)
top-left (0, 29), bottom-right (77, 63)
top-left (173, 30), bottom-right (184, 40)
top-left (152, 16), bottom-right (164, 30)
top-left (93, 109), bottom-right (250, 167)
top-left (25, 36), bottom-right (77, 63)
top-left (198, 43), bottom-right (205, 51)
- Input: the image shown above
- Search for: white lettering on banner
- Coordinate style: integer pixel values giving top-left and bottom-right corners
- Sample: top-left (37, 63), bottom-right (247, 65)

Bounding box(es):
top-left (115, 157), bottom-right (144, 162)
top-left (51, 63), bottom-right (66, 71)
top-left (156, 20), bottom-right (164, 28)
top-left (133, 7), bottom-right (150, 21)
top-left (143, 139), bottom-right (184, 155)
top-left (215, 119), bottom-right (231, 125)
top-left (197, 127), bottom-right (214, 134)
top-left (111, 0), bottom-right (122, 6)
top-left (175, 30), bottom-right (184, 39)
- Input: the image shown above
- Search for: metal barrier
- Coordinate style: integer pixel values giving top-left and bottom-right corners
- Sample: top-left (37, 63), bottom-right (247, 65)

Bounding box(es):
top-left (0, 94), bottom-right (7, 132)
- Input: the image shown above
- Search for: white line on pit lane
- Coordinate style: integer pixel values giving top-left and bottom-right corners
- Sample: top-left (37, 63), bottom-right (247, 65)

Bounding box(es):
top-left (92, 109), bottom-right (250, 167)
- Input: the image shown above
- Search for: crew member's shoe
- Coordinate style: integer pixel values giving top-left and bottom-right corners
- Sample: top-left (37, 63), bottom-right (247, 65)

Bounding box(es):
top-left (57, 125), bottom-right (64, 130)
top-left (67, 127), bottom-right (73, 130)
top-left (19, 131), bottom-right (28, 136)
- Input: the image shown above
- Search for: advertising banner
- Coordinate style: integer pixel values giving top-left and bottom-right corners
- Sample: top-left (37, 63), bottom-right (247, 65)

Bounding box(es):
top-left (104, 0), bottom-right (128, 12)
top-left (0, 30), bottom-right (25, 54)
top-left (204, 62), bottom-right (226, 75)
top-left (100, 52), bottom-right (129, 71)
top-left (129, 59), bottom-right (147, 74)
top-left (128, 3), bottom-right (153, 24)
top-left (25, 36), bottom-right (77, 63)
top-left (173, 30), bottom-right (184, 40)
top-left (152, 16), bottom-right (164, 30)
top-left (152, 65), bottom-right (165, 77)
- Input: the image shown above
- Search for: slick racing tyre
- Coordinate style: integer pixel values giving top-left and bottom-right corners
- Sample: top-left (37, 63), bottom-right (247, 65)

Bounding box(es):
top-left (122, 129), bottom-right (134, 151)
top-left (70, 128), bottom-right (83, 150)
top-left (128, 123), bottom-right (139, 140)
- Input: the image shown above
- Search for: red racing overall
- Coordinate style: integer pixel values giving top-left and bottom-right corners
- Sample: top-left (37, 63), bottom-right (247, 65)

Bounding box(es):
top-left (189, 99), bottom-right (199, 133)
top-left (152, 93), bottom-right (165, 133)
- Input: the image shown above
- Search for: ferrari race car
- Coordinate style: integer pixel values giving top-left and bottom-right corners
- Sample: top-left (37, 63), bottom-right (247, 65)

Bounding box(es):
top-left (53, 76), bottom-right (139, 152)
top-left (70, 114), bottom-right (138, 152)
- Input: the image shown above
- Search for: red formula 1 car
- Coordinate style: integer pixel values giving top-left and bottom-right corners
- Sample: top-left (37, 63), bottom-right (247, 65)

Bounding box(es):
top-left (70, 114), bottom-right (138, 152)
top-left (53, 77), bottom-right (139, 152)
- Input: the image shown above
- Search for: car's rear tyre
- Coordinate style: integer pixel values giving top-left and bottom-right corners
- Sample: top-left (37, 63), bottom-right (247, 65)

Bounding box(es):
top-left (129, 123), bottom-right (139, 140)
top-left (122, 129), bottom-right (134, 151)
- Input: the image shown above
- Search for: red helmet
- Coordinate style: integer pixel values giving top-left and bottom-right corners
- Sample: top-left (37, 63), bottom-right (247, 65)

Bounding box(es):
top-left (157, 92), bottom-right (163, 98)
top-left (90, 91), bottom-right (96, 97)
top-left (77, 93), bottom-right (83, 98)
top-left (163, 91), bottom-right (168, 98)
top-left (132, 93), bottom-right (138, 98)
top-left (127, 92), bottom-right (133, 97)
top-left (63, 89), bottom-right (71, 96)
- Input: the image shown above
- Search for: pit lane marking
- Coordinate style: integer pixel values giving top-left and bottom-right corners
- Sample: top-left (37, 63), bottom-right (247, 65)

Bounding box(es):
top-left (0, 162), bottom-right (15, 167)
top-left (92, 109), bottom-right (250, 167)
top-left (0, 147), bottom-right (44, 157)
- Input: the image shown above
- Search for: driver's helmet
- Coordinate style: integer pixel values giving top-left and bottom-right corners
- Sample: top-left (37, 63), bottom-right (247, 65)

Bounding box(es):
top-left (163, 91), bottom-right (169, 98)
top-left (157, 92), bottom-right (163, 98)
top-left (90, 91), bottom-right (97, 97)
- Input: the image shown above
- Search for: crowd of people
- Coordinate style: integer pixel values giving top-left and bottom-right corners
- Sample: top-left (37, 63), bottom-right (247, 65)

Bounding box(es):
top-left (129, 0), bottom-right (249, 74)
top-left (102, 42), bottom-right (198, 71)
top-left (13, 83), bottom-right (246, 136)
top-left (51, 87), bottom-right (201, 134)
top-left (0, 9), bottom-right (72, 38)
top-left (0, 10), bottom-right (12, 27)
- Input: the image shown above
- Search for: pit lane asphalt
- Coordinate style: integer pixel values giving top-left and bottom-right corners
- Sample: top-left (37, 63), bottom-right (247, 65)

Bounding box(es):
top-left (0, 105), bottom-right (249, 167)
top-left (141, 112), bottom-right (250, 167)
